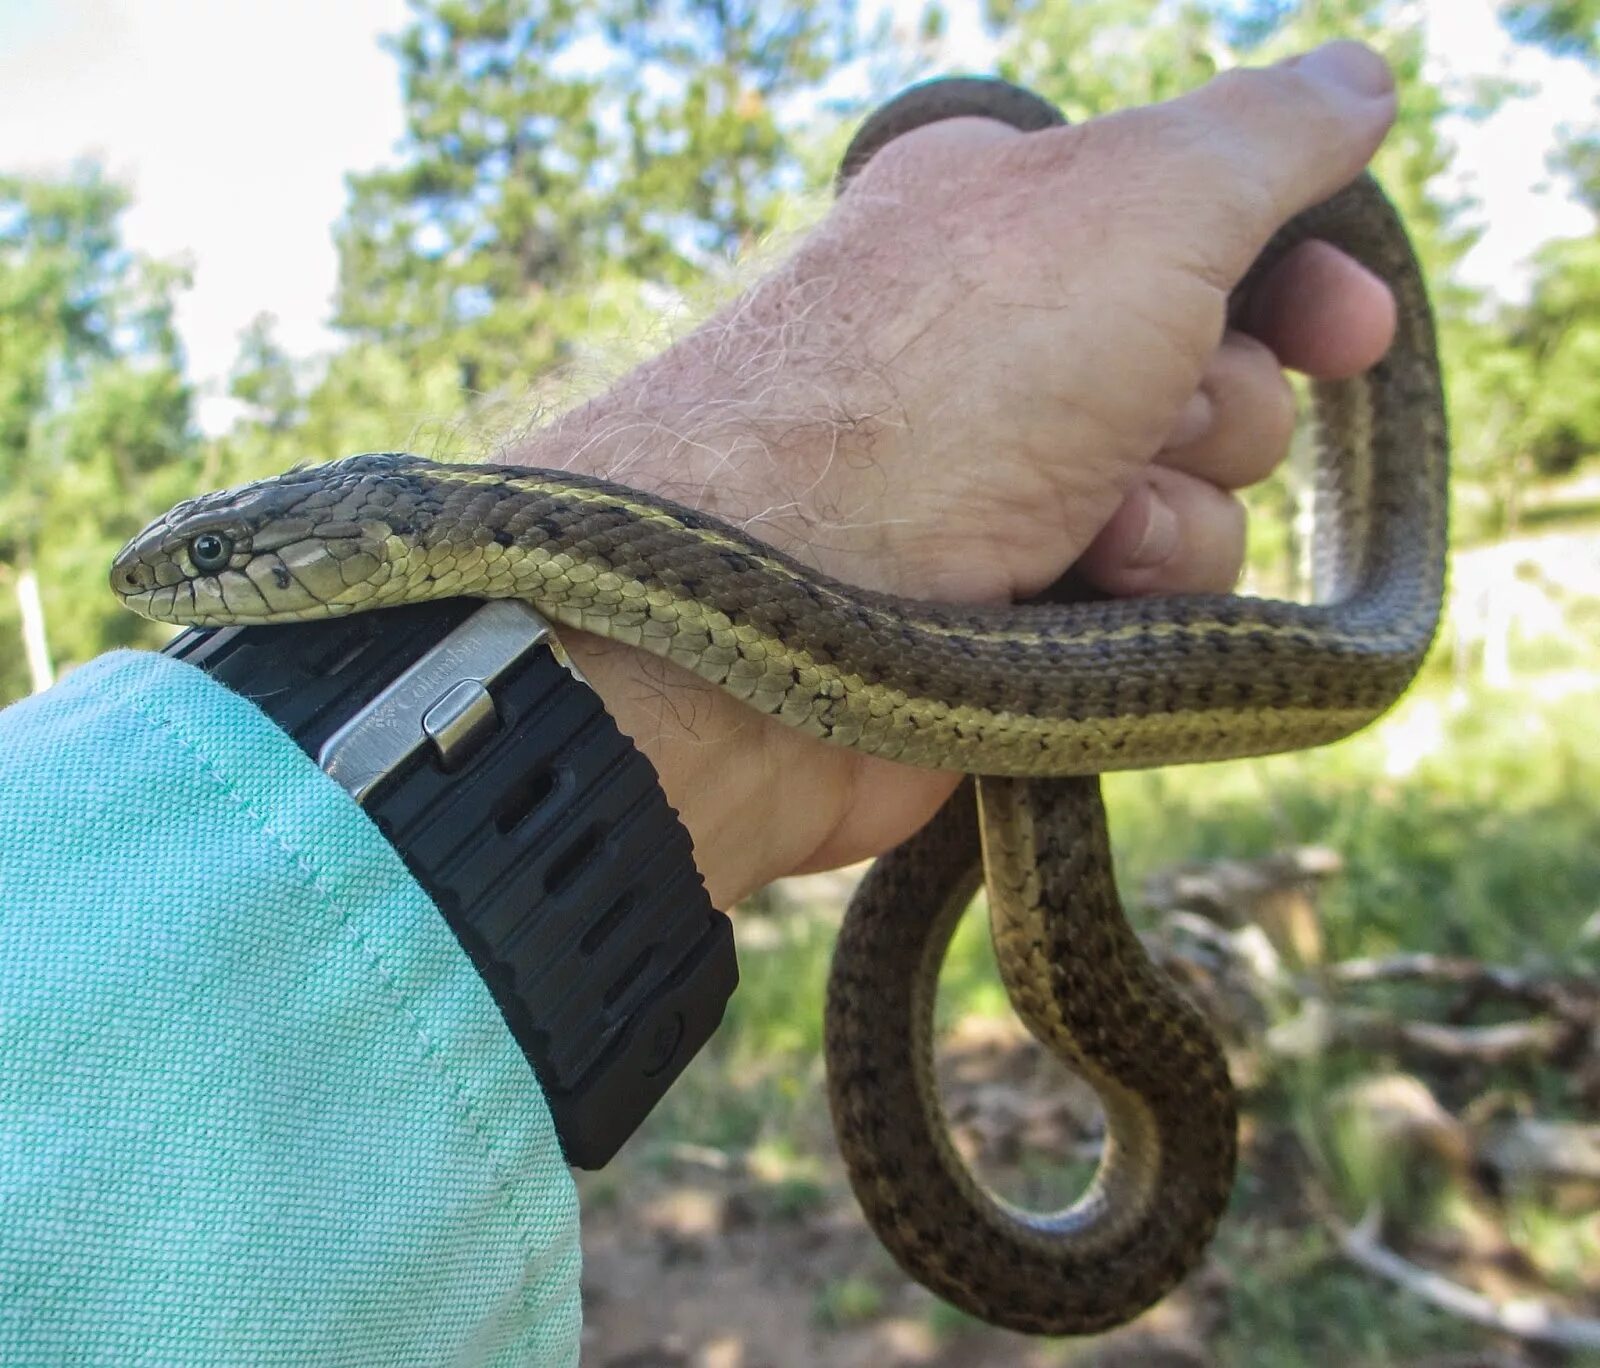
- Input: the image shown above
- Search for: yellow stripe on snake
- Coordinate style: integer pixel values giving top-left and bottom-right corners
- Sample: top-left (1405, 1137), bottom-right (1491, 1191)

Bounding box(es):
top-left (111, 78), bottom-right (1447, 1335)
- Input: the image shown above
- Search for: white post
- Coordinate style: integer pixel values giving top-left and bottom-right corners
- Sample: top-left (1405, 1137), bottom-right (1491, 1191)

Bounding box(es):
top-left (16, 554), bottom-right (54, 694)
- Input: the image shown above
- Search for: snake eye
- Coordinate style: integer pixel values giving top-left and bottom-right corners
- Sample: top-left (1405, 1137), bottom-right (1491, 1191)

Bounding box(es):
top-left (189, 532), bottom-right (234, 573)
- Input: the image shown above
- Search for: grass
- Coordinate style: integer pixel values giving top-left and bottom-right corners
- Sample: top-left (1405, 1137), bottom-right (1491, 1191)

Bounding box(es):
top-left (1103, 672), bottom-right (1600, 970)
top-left (813, 1276), bottom-right (886, 1329)
top-left (1211, 1227), bottom-right (1482, 1368)
top-left (603, 534), bottom-right (1600, 1364)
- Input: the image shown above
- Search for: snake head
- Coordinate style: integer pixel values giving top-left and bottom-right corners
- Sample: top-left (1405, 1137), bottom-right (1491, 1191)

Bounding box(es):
top-left (111, 453), bottom-right (434, 626)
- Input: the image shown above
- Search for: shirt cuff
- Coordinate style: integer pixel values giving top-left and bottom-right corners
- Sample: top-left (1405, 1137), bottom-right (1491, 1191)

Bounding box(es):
top-left (0, 650), bottom-right (580, 1367)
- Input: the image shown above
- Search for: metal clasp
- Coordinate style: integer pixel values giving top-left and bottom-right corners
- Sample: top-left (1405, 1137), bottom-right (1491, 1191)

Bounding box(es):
top-left (318, 599), bottom-right (568, 803)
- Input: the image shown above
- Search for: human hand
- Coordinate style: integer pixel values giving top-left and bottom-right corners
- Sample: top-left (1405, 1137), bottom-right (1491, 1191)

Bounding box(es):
top-left (511, 41), bottom-right (1401, 907)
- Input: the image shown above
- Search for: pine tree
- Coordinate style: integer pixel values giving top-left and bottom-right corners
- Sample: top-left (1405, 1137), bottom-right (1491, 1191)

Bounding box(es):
top-left (332, 0), bottom-right (859, 399)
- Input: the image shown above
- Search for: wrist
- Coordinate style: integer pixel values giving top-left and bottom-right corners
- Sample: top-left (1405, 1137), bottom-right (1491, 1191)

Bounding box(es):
top-left (505, 382), bottom-right (869, 905)
top-left (558, 629), bottom-right (843, 908)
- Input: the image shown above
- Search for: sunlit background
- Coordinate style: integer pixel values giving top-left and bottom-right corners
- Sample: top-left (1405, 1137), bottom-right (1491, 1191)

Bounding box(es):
top-left (1, 0), bottom-right (1594, 418)
top-left (3, 1), bottom-right (1596, 1364)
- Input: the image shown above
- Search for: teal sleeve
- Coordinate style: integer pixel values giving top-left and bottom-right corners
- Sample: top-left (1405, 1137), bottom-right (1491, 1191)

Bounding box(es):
top-left (0, 651), bottom-right (582, 1366)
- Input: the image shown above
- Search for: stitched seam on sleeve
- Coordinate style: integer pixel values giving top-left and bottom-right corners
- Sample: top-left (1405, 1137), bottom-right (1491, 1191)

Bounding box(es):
top-left (107, 686), bottom-right (561, 1256)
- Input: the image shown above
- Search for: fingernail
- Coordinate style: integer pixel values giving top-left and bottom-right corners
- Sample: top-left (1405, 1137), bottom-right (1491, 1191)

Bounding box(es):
top-left (1168, 391), bottom-right (1213, 449)
top-left (1288, 42), bottom-right (1394, 100)
top-left (1130, 486), bottom-right (1179, 569)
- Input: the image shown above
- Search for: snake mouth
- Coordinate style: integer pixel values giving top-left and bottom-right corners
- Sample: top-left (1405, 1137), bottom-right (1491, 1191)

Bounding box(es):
top-left (110, 578), bottom-right (248, 629)
top-left (113, 588), bottom-right (205, 627)
top-left (116, 589), bottom-right (348, 629)
top-left (111, 587), bottom-right (162, 620)
top-left (125, 590), bottom-right (358, 629)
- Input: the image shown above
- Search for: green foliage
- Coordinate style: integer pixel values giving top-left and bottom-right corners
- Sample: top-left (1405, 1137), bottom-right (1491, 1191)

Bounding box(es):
top-left (0, 165), bottom-right (131, 523)
top-left (1503, 0), bottom-right (1600, 60)
top-left (1452, 165), bottom-right (1600, 514)
top-left (1507, 233), bottom-right (1600, 475)
top-left (813, 1274), bottom-right (885, 1327)
top-left (605, 0), bottom-right (859, 260)
top-left (1480, 2), bottom-right (1600, 504)
top-left (334, 0), bottom-right (617, 393)
top-left (228, 314), bottom-right (303, 433)
top-left (332, 0), bottom-right (854, 402)
top-left (1213, 1229), bottom-right (1481, 1367)
top-left (987, 0), bottom-right (1221, 119)
top-left (0, 165), bottom-right (198, 695)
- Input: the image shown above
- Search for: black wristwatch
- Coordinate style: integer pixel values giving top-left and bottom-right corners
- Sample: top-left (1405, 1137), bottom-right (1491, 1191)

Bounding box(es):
top-left (162, 597), bottom-right (738, 1169)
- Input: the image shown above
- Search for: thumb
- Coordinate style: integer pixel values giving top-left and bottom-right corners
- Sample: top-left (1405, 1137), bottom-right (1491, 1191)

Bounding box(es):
top-left (1095, 41), bottom-right (1398, 288)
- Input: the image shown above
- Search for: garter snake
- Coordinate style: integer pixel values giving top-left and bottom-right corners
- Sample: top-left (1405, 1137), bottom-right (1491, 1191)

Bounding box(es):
top-left (111, 78), bottom-right (1447, 1335)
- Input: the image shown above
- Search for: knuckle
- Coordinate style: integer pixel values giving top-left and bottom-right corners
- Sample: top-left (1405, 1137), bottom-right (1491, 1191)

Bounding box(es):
top-left (1198, 492), bottom-right (1249, 594)
top-left (1242, 341), bottom-right (1299, 442)
top-left (1218, 332), bottom-right (1298, 465)
top-left (992, 121), bottom-right (1087, 178)
top-left (847, 118), bottom-right (1024, 191)
top-left (1266, 369), bottom-right (1299, 449)
top-left (1219, 487), bottom-right (1249, 544)
top-left (839, 123), bottom-right (933, 191)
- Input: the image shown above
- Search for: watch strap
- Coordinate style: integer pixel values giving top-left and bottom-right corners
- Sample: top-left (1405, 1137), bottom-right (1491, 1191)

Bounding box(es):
top-left (163, 599), bottom-right (737, 1168)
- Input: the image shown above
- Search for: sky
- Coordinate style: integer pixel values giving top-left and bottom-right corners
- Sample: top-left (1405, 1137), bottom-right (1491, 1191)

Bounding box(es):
top-left (1, 0), bottom-right (1595, 433)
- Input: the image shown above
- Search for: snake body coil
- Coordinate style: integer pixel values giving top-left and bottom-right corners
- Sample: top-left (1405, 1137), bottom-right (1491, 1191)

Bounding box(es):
top-left (111, 79), bottom-right (1447, 1335)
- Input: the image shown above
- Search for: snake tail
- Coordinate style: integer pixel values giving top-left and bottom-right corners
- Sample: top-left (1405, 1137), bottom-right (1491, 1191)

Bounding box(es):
top-left (827, 776), bottom-right (1237, 1334)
